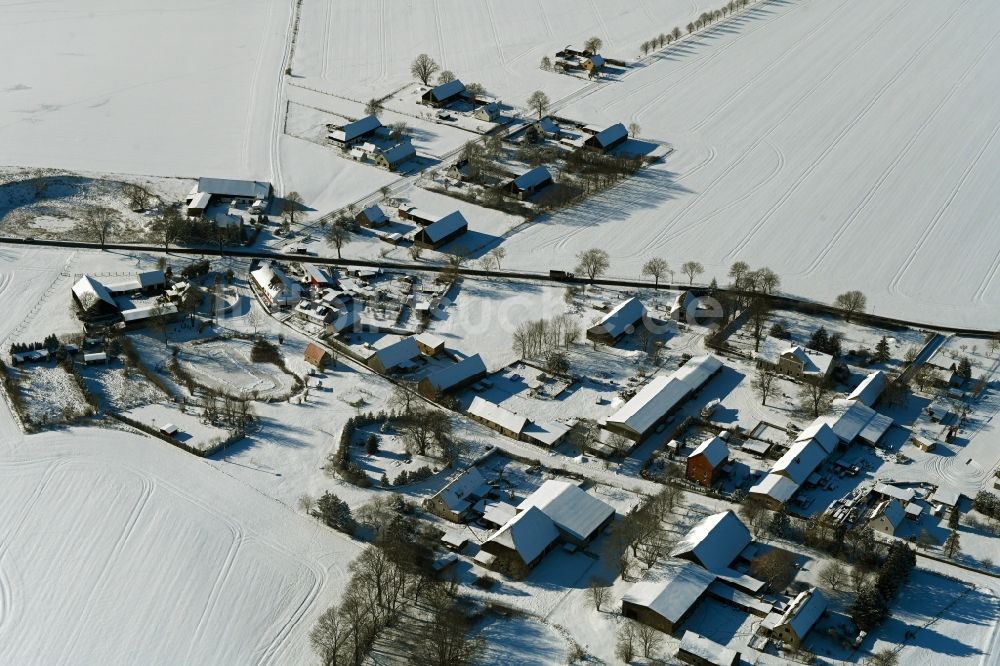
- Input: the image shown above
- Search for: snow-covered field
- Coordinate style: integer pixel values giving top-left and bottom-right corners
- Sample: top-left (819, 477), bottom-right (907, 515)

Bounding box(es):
top-left (0, 427), bottom-right (359, 665)
top-left (498, 0), bottom-right (1000, 327)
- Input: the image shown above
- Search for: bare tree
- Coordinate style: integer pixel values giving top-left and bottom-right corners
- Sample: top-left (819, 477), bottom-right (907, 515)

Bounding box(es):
top-left (588, 577), bottom-right (609, 612)
top-left (411, 53), bottom-right (440, 85)
top-left (865, 649), bottom-right (900, 666)
top-left (77, 206), bottom-right (120, 249)
top-left (576, 248), bottom-right (610, 281)
top-left (642, 257), bottom-right (668, 286)
top-left (751, 548), bottom-right (796, 592)
top-left (150, 203), bottom-right (183, 251)
top-left (583, 36), bottom-right (603, 54)
top-left (539, 56), bottom-right (552, 71)
top-left (489, 246), bottom-right (506, 270)
top-left (635, 622), bottom-right (663, 659)
top-left (437, 70), bottom-right (455, 84)
top-left (799, 380), bottom-right (834, 418)
top-left (364, 98), bottom-right (384, 117)
top-left (819, 561), bottom-right (847, 592)
top-left (747, 295), bottom-right (771, 352)
top-left (121, 182), bottom-right (152, 211)
top-left (751, 365), bottom-right (779, 406)
top-left (615, 623), bottom-right (636, 663)
top-left (283, 191), bottom-right (304, 225)
top-left (739, 496), bottom-right (770, 536)
top-left (627, 121), bottom-right (641, 137)
top-left (526, 90), bottom-right (550, 120)
top-left (297, 493), bottom-right (316, 515)
top-left (680, 260), bottom-right (704, 285)
top-left (327, 221), bottom-right (350, 259)
top-left (835, 290), bottom-right (868, 321)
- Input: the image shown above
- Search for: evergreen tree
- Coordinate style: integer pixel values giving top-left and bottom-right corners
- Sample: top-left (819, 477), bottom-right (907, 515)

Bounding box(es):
top-left (957, 356), bottom-right (972, 379)
top-left (316, 491), bottom-right (356, 534)
top-left (874, 336), bottom-right (892, 363)
top-left (944, 529), bottom-right (961, 559)
top-left (850, 585), bottom-right (888, 631)
top-left (808, 326), bottom-right (830, 352)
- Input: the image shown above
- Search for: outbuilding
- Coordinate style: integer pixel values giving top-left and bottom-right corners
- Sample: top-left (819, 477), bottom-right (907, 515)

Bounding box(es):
top-left (686, 436), bottom-right (729, 487)
top-left (413, 210), bottom-right (468, 249)
top-left (506, 166), bottom-right (553, 200)
top-left (421, 79), bottom-right (466, 107)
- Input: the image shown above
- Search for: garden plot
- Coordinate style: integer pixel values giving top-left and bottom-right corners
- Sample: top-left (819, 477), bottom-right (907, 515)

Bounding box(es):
top-left (347, 420), bottom-right (442, 487)
top-left (9, 364), bottom-right (91, 428)
top-left (174, 338), bottom-right (298, 400)
top-left (80, 363), bottom-right (169, 411)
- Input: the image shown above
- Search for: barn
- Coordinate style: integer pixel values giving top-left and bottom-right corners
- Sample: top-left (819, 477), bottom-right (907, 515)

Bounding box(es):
top-left (420, 79), bottom-right (466, 107)
top-left (328, 115), bottom-right (382, 148)
top-left (413, 210), bottom-right (468, 249)
top-left (506, 166), bottom-right (553, 200)
top-left (583, 123), bottom-right (628, 153)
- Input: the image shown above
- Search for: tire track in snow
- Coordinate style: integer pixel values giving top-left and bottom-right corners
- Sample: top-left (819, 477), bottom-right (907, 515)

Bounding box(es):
top-left (241, 0), bottom-right (275, 171)
top-left (722, 0), bottom-right (956, 261)
top-left (587, 0), bottom-right (614, 48)
top-left (255, 546), bottom-right (327, 666)
top-left (660, 140), bottom-right (785, 245)
top-left (268, 0), bottom-right (296, 195)
top-left (375, 0), bottom-right (388, 84)
top-left (319, 0), bottom-right (333, 81)
top-left (0, 459), bottom-right (69, 650)
top-left (798, 24), bottom-right (1000, 280)
top-left (484, 0), bottom-right (513, 78)
top-left (687, 0), bottom-right (853, 133)
top-left (56, 472), bottom-right (155, 666)
top-left (184, 531), bottom-right (245, 663)
top-left (888, 115), bottom-right (1000, 297)
top-left (634, 0), bottom-right (908, 257)
top-left (432, 0), bottom-right (449, 69)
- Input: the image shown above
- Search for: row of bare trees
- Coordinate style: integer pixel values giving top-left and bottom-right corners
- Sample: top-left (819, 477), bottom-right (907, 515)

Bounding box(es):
top-left (511, 314), bottom-right (582, 359)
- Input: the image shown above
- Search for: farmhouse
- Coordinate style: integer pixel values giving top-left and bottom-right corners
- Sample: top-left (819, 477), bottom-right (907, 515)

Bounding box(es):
top-left (467, 396), bottom-right (527, 438)
top-left (72, 275), bottom-right (119, 317)
top-left (423, 466), bottom-right (492, 523)
top-left (621, 559), bottom-right (716, 634)
top-left (677, 631), bottom-right (741, 666)
top-left (366, 336), bottom-right (421, 374)
top-left (755, 336), bottom-right (834, 384)
top-left (303, 342), bottom-right (330, 369)
top-left (583, 53), bottom-right (605, 72)
top-left (671, 511), bottom-right (751, 573)
top-left (670, 290), bottom-right (697, 321)
top-left (767, 588), bottom-right (827, 649)
top-left (604, 355), bottom-right (723, 441)
top-left (479, 506), bottom-right (560, 572)
top-left (355, 204), bottom-right (389, 228)
top-left (413, 210), bottom-right (468, 249)
top-left (506, 166), bottom-right (553, 200)
top-left (418, 354), bottom-right (488, 398)
top-left (869, 499), bottom-right (905, 536)
top-left (583, 123), bottom-right (628, 153)
top-left (516, 480), bottom-right (615, 546)
top-left (328, 114), bottom-right (382, 148)
top-left (373, 142), bottom-right (416, 171)
top-left (473, 101), bottom-right (501, 122)
top-left (686, 436), bottom-right (729, 487)
top-left (421, 79), bottom-right (466, 107)
top-left (302, 265), bottom-right (333, 288)
top-left (189, 177), bottom-right (272, 208)
top-left (250, 262), bottom-right (301, 308)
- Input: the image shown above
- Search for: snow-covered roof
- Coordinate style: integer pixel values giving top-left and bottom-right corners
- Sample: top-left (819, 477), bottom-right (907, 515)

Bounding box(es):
top-left (303, 265), bottom-right (332, 285)
top-left (872, 499), bottom-right (905, 530)
top-left (250, 262), bottom-right (302, 306)
top-left (414, 332), bottom-right (445, 350)
top-left (828, 399), bottom-right (890, 443)
top-left (72, 275), bottom-right (117, 312)
top-left (688, 435), bottom-right (729, 468)
top-left (858, 412), bottom-right (893, 445)
top-left (872, 481), bottom-right (917, 503)
top-left (468, 396), bottom-right (527, 435)
top-left (587, 54), bottom-right (605, 68)
top-left (931, 488), bottom-right (961, 507)
top-left (426, 79), bottom-right (466, 101)
top-left (749, 473), bottom-right (799, 504)
top-left (419, 210), bottom-right (468, 244)
top-left (433, 467), bottom-right (491, 514)
top-left (357, 204), bottom-right (388, 224)
top-left (606, 355), bottom-right (722, 437)
top-left (517, 480), bottom-right (614, 543)
top-left (678, 631), bottom-right (740, 666)
top-left (104, 270), bottom-right (166, 294)
top-left (538, 117), bottom-right (560, 134)
top-left (848, 370), bottom-right (887, 406)
top-left (588, 297), bottom-right (645, 340)
top-left (671, 510), bottom-right (751, 572)
top-left (522, 420), bottom-right (570, 447)
top-left (187, 191), bottom-right (212, 209)
top-left (794, 421), bottom-right (839, 454)
top-left (486, 505), bottom-right (559, 565)
top-left (120, 302), bottom-right (178, 323)
top-left (589, 122), bottom-right (627, 148)
top-left (511, 166), bottom-right (552, 191)
top-left (482, 501), bottom-right (517, 526)
top-left (422, 354), bottom-right (487, 393)
top-left (197, 177), bottom-right (270, 200)
top-left (333, 114), bottom-right (381, 142)
top-left (372, 336), bottom-right (421, 371)
top-left (378, 142), bottom-right (416, 165)
top-left (771, 438), bottom-right (828, 485)
top-left (621, 559), bottom-right (715, 624)
top-left (778, 588), bottom-right (827, 640)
